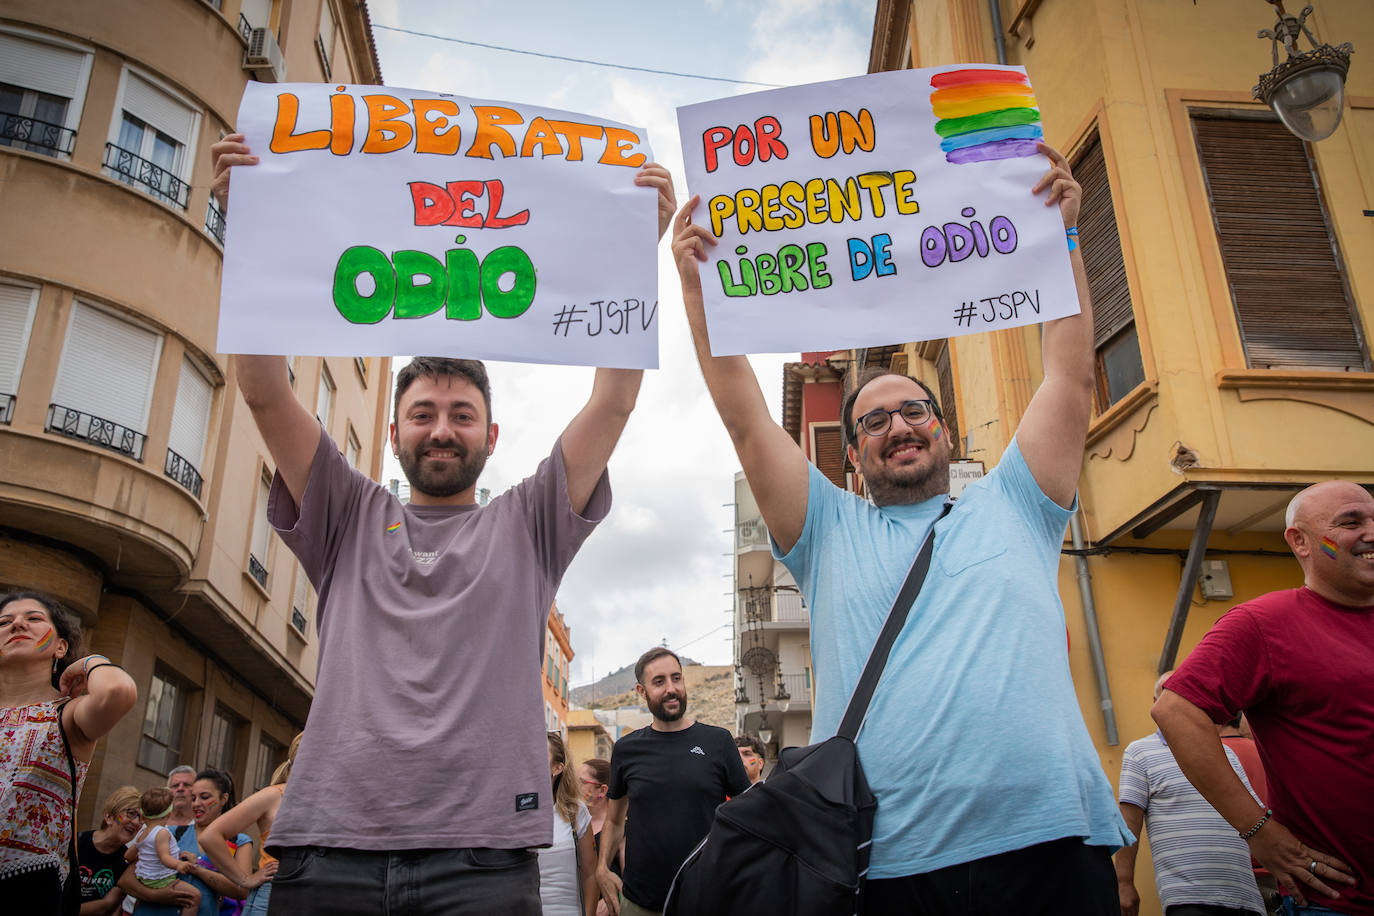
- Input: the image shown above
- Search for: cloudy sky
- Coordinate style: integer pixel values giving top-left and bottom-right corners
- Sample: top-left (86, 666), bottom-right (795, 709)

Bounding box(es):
top-left (368, 0), bottom-right (875, 686)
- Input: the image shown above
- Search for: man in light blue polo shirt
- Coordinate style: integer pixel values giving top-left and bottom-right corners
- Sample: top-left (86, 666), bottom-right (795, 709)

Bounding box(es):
top-left (671, 142), bottom-right (1132, 914)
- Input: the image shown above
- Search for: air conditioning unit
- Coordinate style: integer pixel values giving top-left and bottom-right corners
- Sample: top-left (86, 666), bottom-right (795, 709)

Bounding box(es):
top-left (243, 27), bottom-right (286, 82)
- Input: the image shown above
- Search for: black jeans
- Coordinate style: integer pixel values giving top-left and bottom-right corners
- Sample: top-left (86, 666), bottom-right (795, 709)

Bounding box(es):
top-left (266, 846), bottom-right (541, 916)
top-left (863, 837), bottom-right (1120, 915)
top-left (1167, 906), bottom-right (1264, 916)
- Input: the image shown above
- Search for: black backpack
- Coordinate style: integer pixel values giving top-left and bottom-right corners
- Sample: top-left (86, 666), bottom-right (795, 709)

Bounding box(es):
top-left (664, 504), bottom-right (948, 916)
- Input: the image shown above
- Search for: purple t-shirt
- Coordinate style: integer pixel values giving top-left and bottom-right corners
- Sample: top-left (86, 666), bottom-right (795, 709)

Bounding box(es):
top-left (266, 431), bottom-right (609, 850)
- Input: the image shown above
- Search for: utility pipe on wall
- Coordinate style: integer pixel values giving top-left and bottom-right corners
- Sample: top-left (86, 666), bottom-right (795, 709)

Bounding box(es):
top-left (1069, 510), bottom-right (1120, 746)
top-left (988, 0), bottom-right (1009, 65)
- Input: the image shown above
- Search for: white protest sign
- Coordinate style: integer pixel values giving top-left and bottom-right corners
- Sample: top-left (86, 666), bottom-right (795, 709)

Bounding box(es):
top-left (676, 66), bottom-right (1079, 356)
top-left (218, 83), bottom-right (660, 367)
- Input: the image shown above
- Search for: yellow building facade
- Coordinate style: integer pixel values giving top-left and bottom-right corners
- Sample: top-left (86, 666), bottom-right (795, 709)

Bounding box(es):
top-left (865, 2), bottom-right (1371, 912)
top-left (0, 0), bottom-right (389, 826)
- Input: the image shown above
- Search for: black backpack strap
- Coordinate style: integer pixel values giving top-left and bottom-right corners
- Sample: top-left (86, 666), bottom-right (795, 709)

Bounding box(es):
top-left (837, 501), bottom-right (952, 741)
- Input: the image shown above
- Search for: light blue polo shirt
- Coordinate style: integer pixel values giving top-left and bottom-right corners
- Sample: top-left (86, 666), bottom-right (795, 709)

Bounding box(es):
top-left (774, 437), bottom-right (1132, 877)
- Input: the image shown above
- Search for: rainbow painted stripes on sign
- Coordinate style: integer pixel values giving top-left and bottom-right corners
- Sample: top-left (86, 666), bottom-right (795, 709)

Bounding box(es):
top-left (930, 68), bottom-right (1044, 164)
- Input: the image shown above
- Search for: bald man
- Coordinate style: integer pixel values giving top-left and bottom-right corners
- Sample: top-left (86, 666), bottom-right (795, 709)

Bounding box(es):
top-left (1153, 481), bottom-right (1374, 915)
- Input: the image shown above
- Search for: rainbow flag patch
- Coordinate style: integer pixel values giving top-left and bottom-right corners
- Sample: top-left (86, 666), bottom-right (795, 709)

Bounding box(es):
top-left (1320, 537), bottom-right (1338, 558)
top-left (930, 68), bottom-right (1043, 164)
top-left (385, 521), bottom-right (402, 534)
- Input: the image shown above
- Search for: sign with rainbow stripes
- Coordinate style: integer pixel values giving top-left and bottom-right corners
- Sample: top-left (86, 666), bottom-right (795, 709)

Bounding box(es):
top-left (677, 65), bottom-right (1079, 356)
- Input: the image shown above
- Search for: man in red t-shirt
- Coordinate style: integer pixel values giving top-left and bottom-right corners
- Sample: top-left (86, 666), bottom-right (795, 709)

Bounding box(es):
top-left (1153, 480), bottom-right (1374, 915)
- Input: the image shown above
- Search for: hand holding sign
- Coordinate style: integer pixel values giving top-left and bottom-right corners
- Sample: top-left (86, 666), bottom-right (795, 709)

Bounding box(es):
top-left (675, 66), bottom-right (1082, 356)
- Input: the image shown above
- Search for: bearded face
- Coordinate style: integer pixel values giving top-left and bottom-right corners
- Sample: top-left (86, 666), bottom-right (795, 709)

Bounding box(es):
top-left (390, 374), bottom-right (496, 504)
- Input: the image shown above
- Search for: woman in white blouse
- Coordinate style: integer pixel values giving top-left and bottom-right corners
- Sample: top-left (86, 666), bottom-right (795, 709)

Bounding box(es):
top-left (538, 732), bottom-right (599, 916)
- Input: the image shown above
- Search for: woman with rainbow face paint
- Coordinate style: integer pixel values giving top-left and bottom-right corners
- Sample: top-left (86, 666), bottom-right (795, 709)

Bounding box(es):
top-left (0, 589), bottom-right (138, 915)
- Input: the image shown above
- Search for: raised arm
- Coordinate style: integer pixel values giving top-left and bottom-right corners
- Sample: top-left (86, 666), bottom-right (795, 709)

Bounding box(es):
top-left (1152, 689), bottom-right (1355, 906)
top-left (199, 786), bottom-right (280, 888)
top-left (558, 162), bottom-right (675, 514)
top-left (210, 134), bottom-right (321, 507)
top-left (60, 655), bottom-right (137, 757)
top-left (595, 795), bottom-right (628, 916)
top-left (672, 198), bottom-right (810, 552)
top-left (1014, 143), bottom-right (1095, 509)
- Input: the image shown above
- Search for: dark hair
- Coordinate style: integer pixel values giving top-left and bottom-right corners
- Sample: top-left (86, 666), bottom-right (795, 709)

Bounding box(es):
top-left (840, 368), bottom-right (943, 449)
top-left (0, 590), bottom-right (83, 689)
top-left (139, 786), bottom-right (175, 817)
top-left (581, 757), bottom-right (610, 786)
top-left (734, 734), bottom-right (765, 757)
top-left (393, 357), bottom-right (492, 426)
top-left (634, 646), bottom-right (682, 684)
top-left (194, 767), bottom-right (236, 811)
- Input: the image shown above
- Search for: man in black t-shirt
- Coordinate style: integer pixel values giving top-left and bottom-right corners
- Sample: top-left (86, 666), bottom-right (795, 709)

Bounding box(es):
top-left (596, 647), bottom-right (750, 916)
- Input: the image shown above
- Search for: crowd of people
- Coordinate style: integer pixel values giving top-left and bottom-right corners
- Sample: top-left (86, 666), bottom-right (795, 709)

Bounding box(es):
top-left (1, 128), bottom-right (1369, 916)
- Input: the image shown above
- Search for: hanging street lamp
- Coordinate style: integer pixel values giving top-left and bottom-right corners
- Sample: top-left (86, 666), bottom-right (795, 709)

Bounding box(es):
top-left (1253, 1), bottom-right (1355, 142)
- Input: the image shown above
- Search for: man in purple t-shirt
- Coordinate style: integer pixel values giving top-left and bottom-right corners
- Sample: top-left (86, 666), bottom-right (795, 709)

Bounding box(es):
top-left (209, 139), bottom-right (676, 915)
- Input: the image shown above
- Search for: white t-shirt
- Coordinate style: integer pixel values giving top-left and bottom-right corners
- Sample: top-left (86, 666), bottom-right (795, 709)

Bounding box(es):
top-left (537, 801), bottom-right (591, 916)
top-left (131, 824), bottom-right (179, 883)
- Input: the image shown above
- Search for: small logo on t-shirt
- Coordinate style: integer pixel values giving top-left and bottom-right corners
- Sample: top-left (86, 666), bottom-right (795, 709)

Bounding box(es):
top-left (690, 746), bottom-right (706, 756)
top-left (515, 792), bottom-right (539, 812)
top-left (385, 521), bottom-right (402, 534)
top-left (411, 549), bottom-right (439, 566)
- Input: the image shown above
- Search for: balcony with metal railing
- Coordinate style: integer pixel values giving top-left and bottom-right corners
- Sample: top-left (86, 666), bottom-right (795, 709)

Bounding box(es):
top-left (205, 197), bottom-right (226, 245)
top-left (102, 143), bottom-right (190, 209)
top-left (0, 393), bottom-right (14, 425)
top-left (248, 554), bottom-right (268, 587)
top-left (737, 671), bottom-right (812, 710)
top-left (1, 114), bottom-right (76, 157)
top-left (45, 403), bottom-right (146, 460)
top-left (164, 448), bottom-right (203, 499)
top-left (739, 587), bottom-right (809, 628)
top-left (238, 12), bottom-right (254, 43)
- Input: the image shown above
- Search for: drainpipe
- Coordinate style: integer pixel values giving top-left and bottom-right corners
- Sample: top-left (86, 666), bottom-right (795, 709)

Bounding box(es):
top-left (988, 0), bottom-right (1009, 65)
top-left (1069, 510), bottom-right (1119, 746)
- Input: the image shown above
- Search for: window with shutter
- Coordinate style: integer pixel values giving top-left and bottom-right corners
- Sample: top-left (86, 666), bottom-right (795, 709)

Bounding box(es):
top-left (317, 364), bottom-right (335, 430)
top-left (1073, 130), bottom-right (1145, 410)
top-left (51, 302), bottom-right (161, 457)
top-left (346, 426), bottom-right (360, 468)
top-left (249, 472), bottom-right (271, 586)
top-left (934, 341), bottom-right (961, 456)
top-left (240, 0), bottom-right (272, 31)
top-left (0, 31), bottom-right (87, 156)
top-left (291, 565), bottom-right (311, 636)
top-left (0, 282), bottom-right (38, 408)
top-left (106, 71), bottom-right (197, 207)
top-left (812, 424), bottom-right (846, 488)
top-left (169, 357), bottom-right (212, 472)
top-left (317, 2), bottom-right (337, 78)
top-left (1192, 114), bottom-right (1366, 370)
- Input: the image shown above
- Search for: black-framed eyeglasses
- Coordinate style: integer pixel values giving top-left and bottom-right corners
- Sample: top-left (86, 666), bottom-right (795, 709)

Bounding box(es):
top-left (854, 399), bottom-right (936, 439)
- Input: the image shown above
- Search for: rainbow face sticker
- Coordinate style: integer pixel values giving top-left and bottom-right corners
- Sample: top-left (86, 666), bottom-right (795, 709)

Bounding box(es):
top-left (1319, 537), bottom-right (1339, 559)
top-left (930, 68), bottom-right (1044, 164)
top-left (33, 626), bottom-right (55, 652)
top-left (927, 418), bottom-right (944, 441)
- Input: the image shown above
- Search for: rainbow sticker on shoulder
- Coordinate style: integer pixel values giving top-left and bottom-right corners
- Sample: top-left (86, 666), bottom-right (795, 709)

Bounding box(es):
top-left (385, 521), bottom-right (402, 534)
top-left (931, 69), bottom-right (1043, 164)
top-left (1320, 537), bottom-right (1338, 558)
